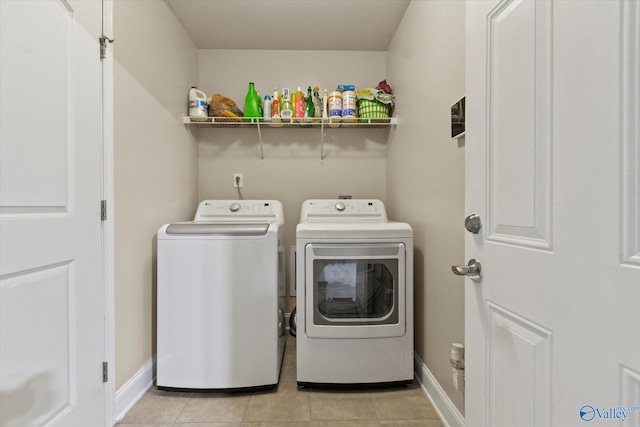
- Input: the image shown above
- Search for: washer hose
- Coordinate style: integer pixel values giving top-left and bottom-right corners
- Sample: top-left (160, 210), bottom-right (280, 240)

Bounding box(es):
top-left (289, 306), bottom-right (297, 337)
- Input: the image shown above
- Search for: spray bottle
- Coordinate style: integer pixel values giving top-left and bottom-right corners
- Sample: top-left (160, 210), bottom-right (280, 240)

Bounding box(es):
top-left (322, 88), bottom-right (328, 120)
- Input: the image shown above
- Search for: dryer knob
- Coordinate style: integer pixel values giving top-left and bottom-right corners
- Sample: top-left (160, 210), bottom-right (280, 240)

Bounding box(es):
top-left (335, 202), bottom-right (346, 212)
top-left (229, 203), bottom-right (241, 212)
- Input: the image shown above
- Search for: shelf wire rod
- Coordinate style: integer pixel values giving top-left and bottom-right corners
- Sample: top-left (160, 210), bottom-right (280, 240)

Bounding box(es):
top-left (320, 119), bottom-right (325, 161)
top-left (256, 118), bottom-right (264, 160)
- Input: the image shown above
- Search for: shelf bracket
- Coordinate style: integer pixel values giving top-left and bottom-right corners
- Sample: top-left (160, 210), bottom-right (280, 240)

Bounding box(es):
top-left (183, 119), bottom-right (198, 146)
top-left (256, 119), bottom-right (264, 159)
top-left (320, 120), bottom-right (325, 161)
top-left (387, 121), bottom-right (396, 144)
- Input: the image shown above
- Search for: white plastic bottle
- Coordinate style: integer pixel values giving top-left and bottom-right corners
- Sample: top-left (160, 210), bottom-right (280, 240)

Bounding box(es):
top-left (188, 87), bottom-right (208, 121)
top-left (322, 89), bottom-right (328, 120)
top-left (263, 95), bottom-right (272, 121)
top-left (271, 88), bottom-right (282, 127)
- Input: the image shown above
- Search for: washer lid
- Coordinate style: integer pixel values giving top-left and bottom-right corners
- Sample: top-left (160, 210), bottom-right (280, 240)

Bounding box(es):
top-left (166, 223), bottom-right (269, 236)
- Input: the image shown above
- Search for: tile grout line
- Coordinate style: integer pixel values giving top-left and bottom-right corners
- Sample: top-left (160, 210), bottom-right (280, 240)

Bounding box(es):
top-left (241, 388), bottom-right (253, 423)
top-left (368, 391), bottom-right (382, 422)
top-left (172, 391), bottom-right (193, 424)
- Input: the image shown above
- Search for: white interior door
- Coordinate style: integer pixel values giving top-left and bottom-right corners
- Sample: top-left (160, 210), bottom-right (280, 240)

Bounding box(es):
top-left (465, 1), bottom-right (640, 426)
top-left (0, 1), bottom-right (106, 425)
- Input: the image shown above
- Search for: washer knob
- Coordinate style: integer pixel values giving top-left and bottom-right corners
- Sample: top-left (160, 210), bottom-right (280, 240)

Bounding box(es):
top-left (335, 202), bottom-right (346, 212)
top-left (229, 203), bottom-right (241, 212)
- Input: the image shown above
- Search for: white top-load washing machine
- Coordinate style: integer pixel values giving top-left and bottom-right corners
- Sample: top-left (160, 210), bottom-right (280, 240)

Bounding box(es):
top-left (157, 200), bottom-right (286, 391)
top-left (296, 199), bottom-right (413, 387)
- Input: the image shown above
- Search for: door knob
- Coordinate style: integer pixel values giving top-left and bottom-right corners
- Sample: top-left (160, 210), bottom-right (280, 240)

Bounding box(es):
top-left (451, 259), bottom-right (482, 281)
top-left (465, 214), bottom-right (482, 234)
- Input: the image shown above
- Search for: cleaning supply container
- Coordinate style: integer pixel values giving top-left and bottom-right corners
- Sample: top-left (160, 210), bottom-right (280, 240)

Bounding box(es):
top-left (189, 87), bottom-right (208, 121)
top-left (342, 90), bottom-right (357, 123)
top-left (244, 82), bottom-right (262, 122)
top-left (328, 91), bottom-right (342, 127)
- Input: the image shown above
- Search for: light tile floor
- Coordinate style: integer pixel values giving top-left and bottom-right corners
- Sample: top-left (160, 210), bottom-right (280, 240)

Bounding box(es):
top-left (118, 336), bottom-right (444, 426)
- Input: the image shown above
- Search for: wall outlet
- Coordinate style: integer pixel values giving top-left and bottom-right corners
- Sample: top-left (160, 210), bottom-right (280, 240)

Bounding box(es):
top-left (233, 173), bottom-right (243, 188)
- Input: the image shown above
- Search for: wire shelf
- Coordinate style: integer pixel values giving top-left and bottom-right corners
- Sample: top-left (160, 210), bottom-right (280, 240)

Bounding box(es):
top-left (183, 116), bottom-right (397, 128)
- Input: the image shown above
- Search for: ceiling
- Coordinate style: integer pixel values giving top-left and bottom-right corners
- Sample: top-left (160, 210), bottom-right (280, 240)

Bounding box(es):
top-left (164, 0), bottom-right (411, 51)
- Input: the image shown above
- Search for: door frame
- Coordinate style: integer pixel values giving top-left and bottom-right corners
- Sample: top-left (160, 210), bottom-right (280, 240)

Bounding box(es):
top-left (101, 0), bottom-right (116, 425)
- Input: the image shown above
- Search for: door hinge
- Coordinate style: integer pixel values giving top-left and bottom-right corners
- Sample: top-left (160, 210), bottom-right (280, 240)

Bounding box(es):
top-left (101, 200), bottom-right (107, 220)
top-left (102, 362), bottom-right (108, 382)
top-left (99, 35), bottom-right (114, 60)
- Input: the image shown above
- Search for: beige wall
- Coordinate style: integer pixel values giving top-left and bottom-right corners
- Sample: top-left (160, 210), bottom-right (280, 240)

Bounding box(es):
top-left (387, 0), bottom-right (466, 414)
top-left (112, 1), bottom-right (466, 412)
top-left (197, 50), bottom-right (389, 310)
top-left (113, 1), bottom-right (199, 389)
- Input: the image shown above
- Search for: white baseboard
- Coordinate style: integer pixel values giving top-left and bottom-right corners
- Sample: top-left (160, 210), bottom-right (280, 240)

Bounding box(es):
top-left (114, 356), bottom-right (156, 422)
top-left (414, 353), bottom-right (465, 427)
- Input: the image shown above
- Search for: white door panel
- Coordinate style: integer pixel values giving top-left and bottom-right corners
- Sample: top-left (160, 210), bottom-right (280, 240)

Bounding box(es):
top-left (0, 1), bottom-right (70, 209)
top-left (466, 1), bottom-right (640, 426)
top-left (486, 302), bottom-right (552, 427)
top-left (487, 0), bottom-right (552, 249)
top-left (0, 1), bottom-right (106, 425)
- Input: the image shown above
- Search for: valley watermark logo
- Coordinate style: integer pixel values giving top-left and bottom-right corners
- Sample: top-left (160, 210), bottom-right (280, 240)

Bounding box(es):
top-left (580, 405), bottom-right (640, 422)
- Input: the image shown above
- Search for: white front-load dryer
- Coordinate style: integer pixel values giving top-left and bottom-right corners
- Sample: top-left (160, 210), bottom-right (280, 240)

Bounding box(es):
top-left (156, 200), bottom-right (286, 391)
top-left (296, 199), bottom-right (413, 387)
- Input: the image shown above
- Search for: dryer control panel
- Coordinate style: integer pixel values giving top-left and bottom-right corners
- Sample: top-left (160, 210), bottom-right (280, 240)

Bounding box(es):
top-left (300, 199), bottom-right (388, 223)
top-left (194, 200), bottom-right (284, 223)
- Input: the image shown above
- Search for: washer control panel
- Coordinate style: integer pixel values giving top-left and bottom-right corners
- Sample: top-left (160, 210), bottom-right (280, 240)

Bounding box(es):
top-left (194, 200), bottom-right (283, 222)
top-left (300, 199), bottom-right (388, 222)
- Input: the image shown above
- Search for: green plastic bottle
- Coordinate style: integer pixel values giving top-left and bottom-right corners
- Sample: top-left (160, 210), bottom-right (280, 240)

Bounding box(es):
top-left (244, 82), bottom-right (262, 123)
top-left (305, 86), bottom-right (314, 121)
top-left (313, 86), bottom-right (322, 118)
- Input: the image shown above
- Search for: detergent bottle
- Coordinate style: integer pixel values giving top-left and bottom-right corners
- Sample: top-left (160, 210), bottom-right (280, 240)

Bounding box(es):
top-left (243, 82), bottom-right (261, 122)
top-left (294, 87), bottom-right (305, 121)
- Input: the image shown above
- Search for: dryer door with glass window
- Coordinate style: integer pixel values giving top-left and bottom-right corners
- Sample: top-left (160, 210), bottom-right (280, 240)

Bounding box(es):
top-left (304, 243), bottom-right (406, 338)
